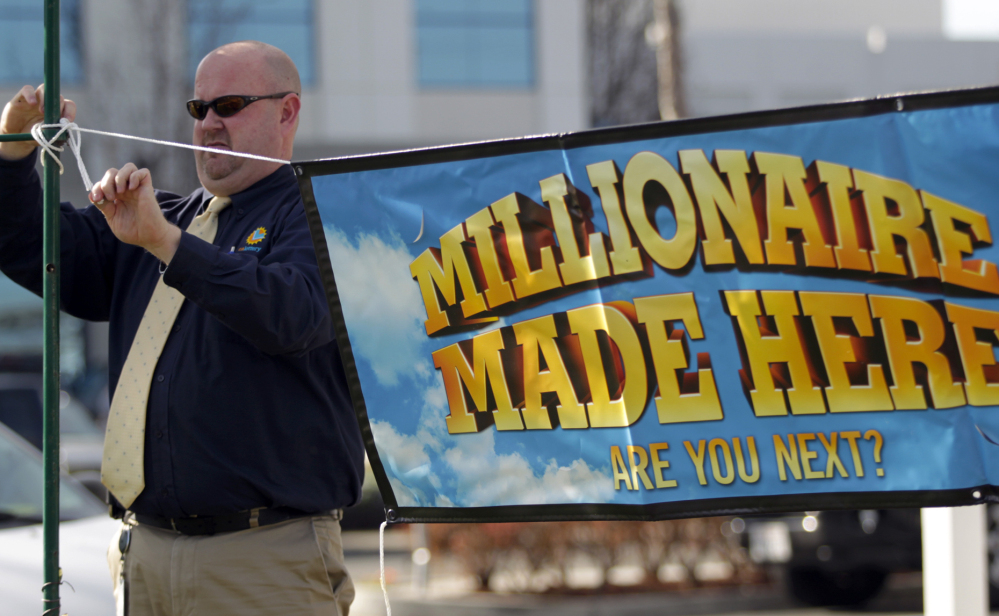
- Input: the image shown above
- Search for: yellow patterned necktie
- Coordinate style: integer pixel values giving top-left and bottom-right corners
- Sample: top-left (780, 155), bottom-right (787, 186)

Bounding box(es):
top-left (101, 196), bottom-right (231, 508)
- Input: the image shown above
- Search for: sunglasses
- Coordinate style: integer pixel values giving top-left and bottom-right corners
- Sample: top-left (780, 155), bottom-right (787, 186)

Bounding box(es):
top-left (186, 92), bottom-right (298, 120)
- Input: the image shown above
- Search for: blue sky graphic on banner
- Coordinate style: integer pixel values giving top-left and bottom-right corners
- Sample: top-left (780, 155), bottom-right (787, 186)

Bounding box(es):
top-left (303, 93), bottom-right (999, 519)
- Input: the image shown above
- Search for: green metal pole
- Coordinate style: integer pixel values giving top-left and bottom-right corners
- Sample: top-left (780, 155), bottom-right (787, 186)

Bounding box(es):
top-left (0, 133), bottom-right (35, 142)
top-left (41, 0), bottom-right (61, 613)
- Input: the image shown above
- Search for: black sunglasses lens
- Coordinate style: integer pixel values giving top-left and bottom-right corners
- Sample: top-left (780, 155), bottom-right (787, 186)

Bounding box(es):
top-left (187, 100), bottom-right (208, 120)
top-left (213, 96), bottom-right (247, 118)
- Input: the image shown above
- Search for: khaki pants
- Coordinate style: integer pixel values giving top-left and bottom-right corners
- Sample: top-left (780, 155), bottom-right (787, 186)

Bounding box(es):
top-left (108, 514), bottom-right (354, 616)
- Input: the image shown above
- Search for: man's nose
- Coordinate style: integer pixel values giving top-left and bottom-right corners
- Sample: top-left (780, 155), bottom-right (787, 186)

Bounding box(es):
top-left (201, 108), bottom-right (225, 129)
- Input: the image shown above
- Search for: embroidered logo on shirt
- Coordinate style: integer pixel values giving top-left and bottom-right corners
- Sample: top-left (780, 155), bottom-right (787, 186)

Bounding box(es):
top-left (246, 227), bottom-right (267, 245)
top-left (238, 227), bottom-right (268, 253)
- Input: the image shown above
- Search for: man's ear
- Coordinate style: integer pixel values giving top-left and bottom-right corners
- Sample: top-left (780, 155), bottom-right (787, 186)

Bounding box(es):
top-left (280, 95), bottom-right (301, 126)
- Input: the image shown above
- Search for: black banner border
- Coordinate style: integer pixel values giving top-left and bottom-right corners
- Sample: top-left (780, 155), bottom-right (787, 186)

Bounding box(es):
top-left (295, 85), bottom-right (999, 523)
top-left (383, 486), bottom-right (999, 524)
top-left (296, 84), bottom-right (999, 177)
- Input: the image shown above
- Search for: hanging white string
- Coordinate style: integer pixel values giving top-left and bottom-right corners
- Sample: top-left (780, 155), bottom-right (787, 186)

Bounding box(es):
top-left (30, 119), bottom-right (291, 194)
top-left (379, 520), bottom-right (393, 616)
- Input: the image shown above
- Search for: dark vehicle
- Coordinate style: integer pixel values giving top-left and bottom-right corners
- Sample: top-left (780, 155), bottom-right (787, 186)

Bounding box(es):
top-left (0, 274), bottom-right (109, 498)
top-left (736, 508), bottom-right (999, 607)
top-left (0, 368), bottom-right (107, 497)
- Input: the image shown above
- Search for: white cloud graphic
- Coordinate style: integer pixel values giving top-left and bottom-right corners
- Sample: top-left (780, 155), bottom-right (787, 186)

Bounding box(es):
top-left (442, 430), bottom-right (615, 506)
top-left (370, 420), bottom-right (435, 507)
top-left (324, 226), bottom-right (429, 386)
top-left (371, 411), bottom-right (615, 508)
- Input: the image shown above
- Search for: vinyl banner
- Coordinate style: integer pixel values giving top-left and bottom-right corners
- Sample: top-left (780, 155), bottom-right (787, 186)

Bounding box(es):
top-left (297, 88), bottom-right (999, 523)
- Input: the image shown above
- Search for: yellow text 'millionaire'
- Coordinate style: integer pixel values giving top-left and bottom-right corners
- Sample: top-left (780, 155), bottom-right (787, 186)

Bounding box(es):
top-left (410, 149), bottom-right (999, 337)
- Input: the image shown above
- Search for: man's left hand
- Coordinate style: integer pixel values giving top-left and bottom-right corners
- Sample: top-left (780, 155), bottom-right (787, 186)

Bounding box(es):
top-left (90, 163), bottom-right (182, 263)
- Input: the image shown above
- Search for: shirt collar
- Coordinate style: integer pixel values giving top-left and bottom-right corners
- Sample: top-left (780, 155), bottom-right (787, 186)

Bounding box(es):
top-left (208, 165), bottom-right (298, 217)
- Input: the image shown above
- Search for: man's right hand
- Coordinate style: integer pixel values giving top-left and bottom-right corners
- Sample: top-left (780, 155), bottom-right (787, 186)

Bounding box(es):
top-left (0, 85), bottom-right (76, 162)
top-left (90, 163), bottom-right (183, 264)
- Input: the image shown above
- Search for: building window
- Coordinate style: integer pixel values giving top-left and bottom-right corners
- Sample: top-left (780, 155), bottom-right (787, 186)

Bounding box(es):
top-left (188, 0), bottom-right (314, 86)
top-left (0, 0), bottom-right (83, 85)
top-left (416, 0), bottom-right (534, 89)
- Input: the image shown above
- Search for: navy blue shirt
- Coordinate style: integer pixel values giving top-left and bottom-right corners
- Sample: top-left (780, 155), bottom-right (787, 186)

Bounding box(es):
top-left (0, 152), bottom-right (364, 518)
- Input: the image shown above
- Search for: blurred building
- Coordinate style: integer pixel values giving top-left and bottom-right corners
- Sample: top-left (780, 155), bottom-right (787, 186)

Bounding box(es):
top-left (0, 0), bottom-right (588, 168)
top-left (4, 1), bottom-right (998, 175)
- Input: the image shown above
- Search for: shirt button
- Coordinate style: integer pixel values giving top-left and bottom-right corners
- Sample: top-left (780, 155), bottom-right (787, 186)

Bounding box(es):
top-left (156, 430), bottom-right (163, 439)
top-left (161, 489), bottom-right (169, 497)
top-left (237, 208), bottom-right (245, 215)
top-left (156, 375), bottom-right (165, 383)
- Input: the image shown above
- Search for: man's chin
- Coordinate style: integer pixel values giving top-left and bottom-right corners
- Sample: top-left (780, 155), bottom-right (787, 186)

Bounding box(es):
top-left (200, 160), bottom-right (239, 182)
top-left (206, 170), bottom-right (234, 181)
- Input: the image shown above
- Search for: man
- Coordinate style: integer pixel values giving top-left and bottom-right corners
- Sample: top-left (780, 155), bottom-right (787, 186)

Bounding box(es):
top-left (0, 41), bottom-right (365, 615)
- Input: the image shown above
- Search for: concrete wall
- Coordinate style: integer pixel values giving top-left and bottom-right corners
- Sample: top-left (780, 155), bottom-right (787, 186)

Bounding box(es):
top-left (679, 0), bottom-right (942, 35)
top-left (683, 35), bottom-right (999, 117)
top-left (677, 0), bottom-right (999, 118)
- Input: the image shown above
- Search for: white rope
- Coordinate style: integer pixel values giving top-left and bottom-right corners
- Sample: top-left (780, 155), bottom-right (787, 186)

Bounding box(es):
top-left (31, 119), bottom-right (93, 190)
top-left (30, 119), bottom-right (290, 194)
top-left (379, 520), bottom-right (393, 616)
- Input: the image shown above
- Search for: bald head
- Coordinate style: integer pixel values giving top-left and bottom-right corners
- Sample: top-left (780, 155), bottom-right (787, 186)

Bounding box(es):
top-left (198, 41), bottom-right (301, 95)
top-left (191, 41), bottom-right (302, 196)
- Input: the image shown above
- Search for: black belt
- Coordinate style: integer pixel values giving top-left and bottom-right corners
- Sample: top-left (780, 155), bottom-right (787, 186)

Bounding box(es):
top-left (134, 507), bottom-right (342, 536)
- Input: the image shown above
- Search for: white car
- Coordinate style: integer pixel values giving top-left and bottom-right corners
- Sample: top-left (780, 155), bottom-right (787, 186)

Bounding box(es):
top-left (0, 422), bottom-right (117, 615)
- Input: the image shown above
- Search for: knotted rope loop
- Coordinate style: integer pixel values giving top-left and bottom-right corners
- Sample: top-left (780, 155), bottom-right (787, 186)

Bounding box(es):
top-left (31, 118), bottom-right (93, 191)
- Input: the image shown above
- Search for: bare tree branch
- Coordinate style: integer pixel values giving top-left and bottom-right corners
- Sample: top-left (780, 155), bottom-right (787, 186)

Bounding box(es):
top-left (588, 0), bottom-right (660, 128)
